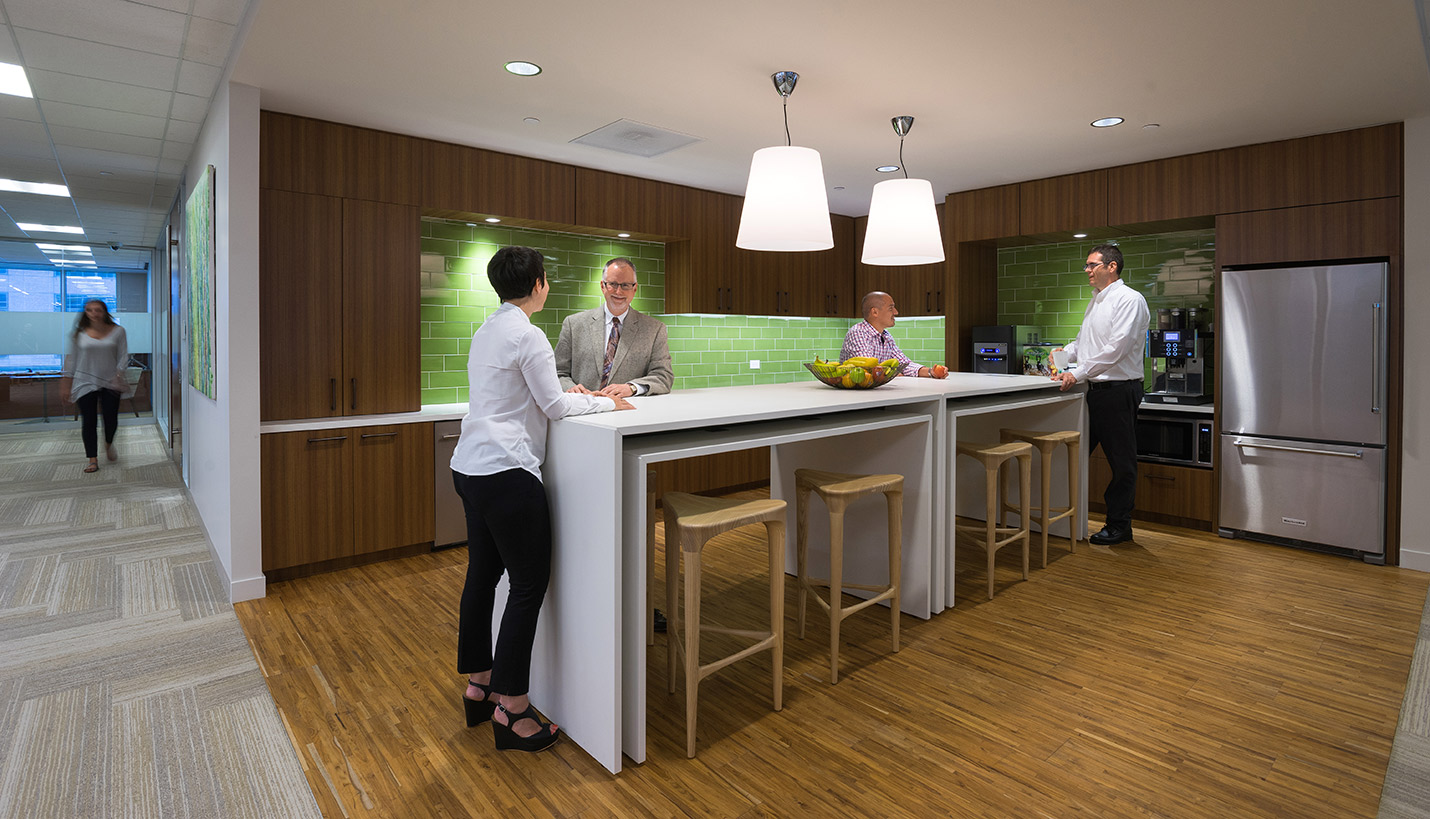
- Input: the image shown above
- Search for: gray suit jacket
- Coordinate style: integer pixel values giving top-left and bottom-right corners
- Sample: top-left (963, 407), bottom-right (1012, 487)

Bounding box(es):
top-left (555, 307), bottom-right (674, 394)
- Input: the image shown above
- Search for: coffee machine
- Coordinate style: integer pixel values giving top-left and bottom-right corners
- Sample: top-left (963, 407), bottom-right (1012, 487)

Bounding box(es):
top-left (972, 325), bottom-right (1041, 374)
top-left (1145, 307), bottom-right (1213, 404)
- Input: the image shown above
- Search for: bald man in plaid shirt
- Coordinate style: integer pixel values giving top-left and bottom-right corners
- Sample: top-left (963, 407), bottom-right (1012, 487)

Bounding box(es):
top-left (840, 291), bottom-right (949, 379)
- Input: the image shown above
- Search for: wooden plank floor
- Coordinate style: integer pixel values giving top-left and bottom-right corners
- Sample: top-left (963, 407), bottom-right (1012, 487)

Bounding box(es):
top-left (235, 495), bottom-right (1428, 818)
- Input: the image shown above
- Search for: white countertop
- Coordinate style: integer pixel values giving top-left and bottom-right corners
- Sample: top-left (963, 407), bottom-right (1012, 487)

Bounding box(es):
top-left (259, 372), bottom-right (1066, 435)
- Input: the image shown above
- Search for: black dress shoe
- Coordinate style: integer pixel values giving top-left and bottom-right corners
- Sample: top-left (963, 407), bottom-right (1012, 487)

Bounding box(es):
top-left (653, 609), bottom-right (667, 633)
top-left (1090, 526), bottom-right (1133, 545)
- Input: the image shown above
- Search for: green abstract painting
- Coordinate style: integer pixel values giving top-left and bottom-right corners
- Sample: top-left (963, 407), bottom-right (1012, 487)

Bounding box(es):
top-left (186, 164), bottom-right (216, 398)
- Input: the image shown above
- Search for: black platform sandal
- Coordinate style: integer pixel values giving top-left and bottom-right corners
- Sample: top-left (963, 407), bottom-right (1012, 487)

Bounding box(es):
top-left (493, 703), bottom-right (561, 752)
top-left (463, 679), bottom-right (496, 727)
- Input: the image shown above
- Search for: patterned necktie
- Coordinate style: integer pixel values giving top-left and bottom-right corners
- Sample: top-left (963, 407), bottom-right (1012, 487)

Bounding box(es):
top-left (599, 316), bottom-right (621, 389)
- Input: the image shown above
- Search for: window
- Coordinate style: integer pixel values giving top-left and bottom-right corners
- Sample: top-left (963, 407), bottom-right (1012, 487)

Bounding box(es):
top-left (62, 272), bottom-right (117, 312)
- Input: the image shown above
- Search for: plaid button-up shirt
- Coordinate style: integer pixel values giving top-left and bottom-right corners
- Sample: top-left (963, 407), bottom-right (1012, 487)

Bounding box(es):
top-left (839, 321), bottom-right (920, 377)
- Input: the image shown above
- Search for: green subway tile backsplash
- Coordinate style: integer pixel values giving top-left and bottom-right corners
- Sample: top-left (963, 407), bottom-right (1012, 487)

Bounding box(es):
top-left (419, 216), bottom-right (947, 403)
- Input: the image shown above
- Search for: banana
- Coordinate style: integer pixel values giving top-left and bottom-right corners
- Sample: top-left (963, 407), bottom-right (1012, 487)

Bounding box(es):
top-left (841, 356), bottom-right (879, 368)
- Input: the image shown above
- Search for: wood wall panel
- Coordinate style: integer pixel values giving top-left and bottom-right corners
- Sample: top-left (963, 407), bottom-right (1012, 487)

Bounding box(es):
top-left (947, 185), bottom-right (1020, 242)
top-left (1216, 124), bottom-right (1402, 214)
top-left (653, 449), bottom-right (771, 499)
top-left (1106, 152), bottom-right (1219, 225)
top-left (1214, 197), bottom-right (1400, 267)
top-left (260, 189), bottom-right (343, 421)
top-left (853, 206), bottom-right (947, 317)
top-left (1019, 170), bottom-right (1107, 235)
top-left (342, 126), bottom-right (424, 205)
top-left (260, 111), bottom-right (345, 197)
top-left (342, 200), bottom-right (421, 415)
top-left (948, 241), bottom-right (999, 372)
top-left (261, 430), bottom-right (353, 570)
top-left (352, 423), bottom-right (434, 554)
top-left (423, 140), bottom-right (576, 224)
top-left (574, 168), bottom-right (688, 237)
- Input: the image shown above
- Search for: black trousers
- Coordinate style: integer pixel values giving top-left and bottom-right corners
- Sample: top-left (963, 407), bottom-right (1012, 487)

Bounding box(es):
top-left (76, 388), bottom-right (121, 459)
top-left (452, 467), bottom-right (552, 697)
top-left (1087, 380), bottom-right (1142, 530)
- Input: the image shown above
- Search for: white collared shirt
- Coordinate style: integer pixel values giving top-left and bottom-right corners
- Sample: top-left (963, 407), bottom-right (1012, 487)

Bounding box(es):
top-left (1064, 277), bottom-right (1150, 383)
top-left (451, 303), bottom-right (614, 479)
top-left (602, 305), bottom-right (647, 395)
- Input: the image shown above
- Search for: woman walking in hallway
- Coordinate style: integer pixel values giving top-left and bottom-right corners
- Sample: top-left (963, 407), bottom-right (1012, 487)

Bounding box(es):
top-left (60, 299), bottom-right (128, 473)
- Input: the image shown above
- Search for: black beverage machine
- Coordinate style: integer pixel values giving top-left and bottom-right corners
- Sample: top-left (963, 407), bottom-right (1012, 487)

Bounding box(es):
top-left (972, 325), bottom-right (1041, 374)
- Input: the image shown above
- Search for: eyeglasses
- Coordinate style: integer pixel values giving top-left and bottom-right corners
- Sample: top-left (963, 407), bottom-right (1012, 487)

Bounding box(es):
top-left (1083, 262), bottom-right (1106, 271)
top-left (601, 281), bottom-right (637, 292)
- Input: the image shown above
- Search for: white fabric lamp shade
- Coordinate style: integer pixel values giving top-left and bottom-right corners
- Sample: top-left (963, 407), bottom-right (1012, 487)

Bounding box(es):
top-left (861, 177), bottom-right (945, 266)
top-left (736, 145), bottom-right (834, 251)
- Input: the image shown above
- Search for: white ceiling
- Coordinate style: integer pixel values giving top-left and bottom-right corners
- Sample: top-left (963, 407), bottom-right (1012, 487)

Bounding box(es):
top-left (0, 0), bottom-right (250, 271)
top-left (1, 0), bottom-right (1427, 275)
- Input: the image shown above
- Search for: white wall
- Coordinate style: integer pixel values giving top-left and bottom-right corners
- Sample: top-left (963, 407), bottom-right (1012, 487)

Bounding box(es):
top-left (182, 81), bottom-right (265, 601)
top-left (1400, 115), bottom-right (1430, 572)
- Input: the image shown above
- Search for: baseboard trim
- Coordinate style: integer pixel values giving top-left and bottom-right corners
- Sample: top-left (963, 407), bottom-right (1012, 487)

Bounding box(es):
top-left (1398, 548), bottom-right (1430, 573)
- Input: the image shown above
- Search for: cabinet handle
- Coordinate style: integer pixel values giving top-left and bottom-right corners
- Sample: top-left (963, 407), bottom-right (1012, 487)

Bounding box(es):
top-left (329, 378), bottom-right (336, 411)
top-left (1147, 475), bottom-right (1177, 482)
top-left (307, 435), bottom-right (348, 443)
top-left (350, 378), bottom-right (356, 411)
top-left (360, 431), bottom-right (398, 439)
top-left (925, 291), bottom-right (932, 312)
top-left (440, 433), bottom-right (461, 441)
top-left (936, 290), bottom-right (943, 312)
top-left (725, 287), bottom-right (732, 311)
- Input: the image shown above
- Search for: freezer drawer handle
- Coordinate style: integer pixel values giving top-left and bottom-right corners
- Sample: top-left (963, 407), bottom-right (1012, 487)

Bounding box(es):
top-left (1232, 440), bottom-right (1363, 458)
top-left (1371, 302), bottom-right (1381, 414)
top-left (440, 433), bottom-right (461, 441)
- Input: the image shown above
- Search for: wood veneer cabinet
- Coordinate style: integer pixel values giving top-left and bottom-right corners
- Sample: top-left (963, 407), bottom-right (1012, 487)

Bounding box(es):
top-left (1215, 124), bottom-right (1402, 214)
top-left (1106, 152), bottom-right (1220, 225)
top-left (853, 213), bottom-right (945, 317)
top-left (259, 111), bottom-right (423, 205)
top-left (260, 190), bottom-right (420, 420)
top-left (1214, 197), bottom-right (1401, 267)
top-left (1019, 170), bottom-right (1107, 236)
top-left (1088, 451), bottom-right (1215, 530)
top-left (946, 185), bottom-right (1020, 242)
top-left (575, 168), bottom-right (688, 237)
top-left (261, 423), bottom-right (435, 572)
top-left (424, 140), bottom-right (576, 224)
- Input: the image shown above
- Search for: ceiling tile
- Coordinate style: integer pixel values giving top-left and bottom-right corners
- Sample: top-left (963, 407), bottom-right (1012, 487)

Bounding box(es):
top-left (0, 194), bottom-right (82, 225)
top-left (161, 141), bottom-right (194, 161)
top-left (165, 119), bottom-right (201, 143)
top-left (55, 145), bottom-right (160, 174)
top-left (40, 101), bottom-right (168, 139)
top-left (0, 95), bottom-right (42, 122)
top-left (131, 0), bottom-right (190, 14)
top-left (0, 117), bottom-right (53, 151)
top-left (14, 29), bottom-right (179, 90)
top-left (193, 0), bottom-right (250, 26)
top-left (50, 125), bottom-right (164, 158)
top-left (157, 158), bottom-right (186, 175)
top-left (176, 60), bottom-right (222, 98)
top-left (169, 93), bottom-right (210, 123)
top-left (28, 69), bottom-right (174, 119)
top-left (0, 156), bottom-right (65, 180)
top-left (182, 16), bottom-right (239, 67)
top-left (6, 0), bottom-right (187, 58)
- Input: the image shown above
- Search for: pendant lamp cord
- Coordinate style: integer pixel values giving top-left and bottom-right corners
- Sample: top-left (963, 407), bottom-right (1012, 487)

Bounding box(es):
top-left (900, 136), bottom-right (908, 179)
top-left (783, 95), bottom-right (791, 146)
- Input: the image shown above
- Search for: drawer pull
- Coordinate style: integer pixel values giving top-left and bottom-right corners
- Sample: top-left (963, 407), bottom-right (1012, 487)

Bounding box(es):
top-left (361, 432), bottom-right (398, 439)
top-left (440, 433), bottom-right (461, 441)
top-left (1147, 475), bottom-right (1176, 482)
top-left (307, 435), bottom-right (347, 443)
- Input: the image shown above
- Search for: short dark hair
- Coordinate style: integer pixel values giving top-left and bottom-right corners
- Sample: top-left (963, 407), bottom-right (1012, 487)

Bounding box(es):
top-left (604, 257), bottom-right (636, 278)
top-left (1090, 243), bottom-right (1124, 277)
top-left (487, 246), bottom-right (546, 301)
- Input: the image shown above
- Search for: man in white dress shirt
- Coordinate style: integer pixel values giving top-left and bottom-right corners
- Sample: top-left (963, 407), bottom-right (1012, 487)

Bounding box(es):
top-left (1054, 244), bottom-right (1150, 545)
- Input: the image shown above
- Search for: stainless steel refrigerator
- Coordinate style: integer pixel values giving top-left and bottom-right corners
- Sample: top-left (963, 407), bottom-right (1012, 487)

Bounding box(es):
top-left (1218, 262), bottom-right (1388, 559)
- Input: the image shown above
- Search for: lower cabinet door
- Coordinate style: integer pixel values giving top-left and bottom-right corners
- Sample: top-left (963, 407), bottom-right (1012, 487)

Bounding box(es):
top-left (351, 423), bottom-right (434, 555)
top-left (261, 429), bottom-right (353, 570)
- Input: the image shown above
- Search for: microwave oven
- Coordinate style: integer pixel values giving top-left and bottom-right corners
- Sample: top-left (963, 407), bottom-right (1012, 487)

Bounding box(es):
top-left (1136, 410), bottom-right (1214, 468)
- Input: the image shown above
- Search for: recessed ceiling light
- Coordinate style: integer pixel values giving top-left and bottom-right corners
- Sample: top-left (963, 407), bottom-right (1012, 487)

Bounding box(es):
top-left (1073, 233), bottom-right (1088, 239)
top-left (18, 223), bottom-right (85, 235)
top-left (1143, 123), bottom-right (1161, 131)
top-left (0, 179), bottom-right (70, 197)
top-left (1091, 117), bottom-right (1124, 128)
top-left (876, 165), bottom-right (899, 173)
top-left (36, 243), bottom-right (92, 253)
top-left (485, 217), bottom-right (501, 223)
top-left (505, 61), bottom-right (542, 77)
top-left (617, 233), bottom-right (631, 238)
top-left (0, 62), bottom-right (34, 98)
top-left (832, 185), bottom-right (845, 191)
top-left (99, 170), bottom-right (113, 176)
top-left (523, 117), bottom-right (541, 125)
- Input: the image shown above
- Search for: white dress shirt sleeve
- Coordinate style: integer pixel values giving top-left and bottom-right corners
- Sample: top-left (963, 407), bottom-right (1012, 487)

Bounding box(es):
top-left (520, 328), bottom-right (614, 416)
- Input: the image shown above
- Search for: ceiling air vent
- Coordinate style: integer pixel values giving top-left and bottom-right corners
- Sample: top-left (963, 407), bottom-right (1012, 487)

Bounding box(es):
top-left (570, 119), bottom-right (703, 158)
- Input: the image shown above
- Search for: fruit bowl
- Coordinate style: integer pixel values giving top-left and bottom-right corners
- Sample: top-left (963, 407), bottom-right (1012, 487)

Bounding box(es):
top-left (804, 360), bottom-right (901, 389)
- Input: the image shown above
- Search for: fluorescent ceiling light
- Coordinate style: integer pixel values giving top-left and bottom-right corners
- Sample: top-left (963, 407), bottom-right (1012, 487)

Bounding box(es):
top-left (37, 243), bottom-right (92, 253)
top-left (0, 179), bottom-right (70, 197)
top-left (485, 217), bottom-right (501, 223)
top-left (505, 61), bottom-right (541, 76)
top-left (17, 223), bottom-right (85, 234)
top-left (617, 233), bottom-right (631, 238)
top-left (1091, 116), bottom-right (1124, 128)
top-left (0, 62), bottom-right (34, 98)
top-left (54, 260), bottom-right (96, 266)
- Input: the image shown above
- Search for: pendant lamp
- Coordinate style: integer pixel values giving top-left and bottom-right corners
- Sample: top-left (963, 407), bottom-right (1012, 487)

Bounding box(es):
top-left (862, 116), bottom-right (945, 266)
top-left (736, 71), bottom-right (834, 252)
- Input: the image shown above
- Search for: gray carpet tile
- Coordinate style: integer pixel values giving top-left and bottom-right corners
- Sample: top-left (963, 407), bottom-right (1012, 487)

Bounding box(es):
top-left (0, 426), bottom-right (318, 819)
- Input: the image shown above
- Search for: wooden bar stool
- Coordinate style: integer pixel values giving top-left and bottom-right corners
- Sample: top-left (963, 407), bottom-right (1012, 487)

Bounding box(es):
top-left (794, 468), bottom-right (902, 684)
top-left (955, 441), bottom-right (1033, 600)
top-left (1000, 428), bottom-right (1082, 567)
top-left (662, 491), bottom-right (786, 758)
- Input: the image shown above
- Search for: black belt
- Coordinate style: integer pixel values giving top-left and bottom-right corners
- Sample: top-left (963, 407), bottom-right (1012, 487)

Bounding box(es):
top-left (1088, 379), bottom-right (1140, 391)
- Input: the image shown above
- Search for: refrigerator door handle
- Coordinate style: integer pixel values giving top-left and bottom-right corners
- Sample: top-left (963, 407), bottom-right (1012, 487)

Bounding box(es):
top-left (1231, 439), bottom-right (1364, 459)
top-left (1371, 301), bottom-right (1381, 414)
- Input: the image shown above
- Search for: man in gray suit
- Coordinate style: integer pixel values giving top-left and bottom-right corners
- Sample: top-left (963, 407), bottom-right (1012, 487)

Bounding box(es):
top-left (556, 257), bottom-right (674, 398)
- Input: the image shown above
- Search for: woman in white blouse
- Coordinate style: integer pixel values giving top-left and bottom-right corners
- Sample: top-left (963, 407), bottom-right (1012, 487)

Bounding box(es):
top-left (60, 299), bottom-right (129, 473)
top-left (450, 246), bottom-right (633, 753)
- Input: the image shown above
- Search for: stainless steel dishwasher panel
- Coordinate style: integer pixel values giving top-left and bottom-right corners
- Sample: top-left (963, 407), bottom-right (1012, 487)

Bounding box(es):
top-left (434, 420), bottom-right (466, 548)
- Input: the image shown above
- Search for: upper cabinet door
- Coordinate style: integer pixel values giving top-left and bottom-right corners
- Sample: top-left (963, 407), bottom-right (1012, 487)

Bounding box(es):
top-left (342, 126), bottom-right (424, 206)
top-left (260, 111), bottom-right (345, 197)
top-left (260, 189), bottom-right (344, 421)
top-left (574, 169), bottom-right (689, 237)
top-left (1216, 124), bottom-right (1402, 214)
top-left (1018, 170), bottom-right (1107, 236)
top-left (946, 185), bottom-right (1020, 242)
top-left (1106, 153), bottom-right (1219, 225)
top-left (423, 141), bottom-right (576, 224)
top-left (342, 200), bottom-right (421, 416)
